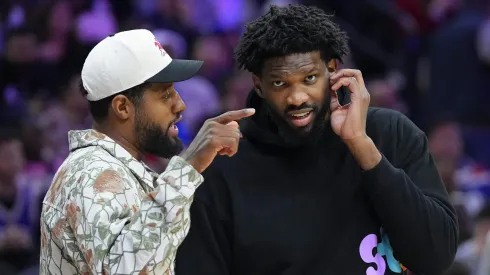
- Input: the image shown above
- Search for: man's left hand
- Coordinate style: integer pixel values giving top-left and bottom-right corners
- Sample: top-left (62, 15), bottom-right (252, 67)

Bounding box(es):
top-left (329, 69), bottom-right (381, 170)
top-left (329, 69), bottom-right (370, 142)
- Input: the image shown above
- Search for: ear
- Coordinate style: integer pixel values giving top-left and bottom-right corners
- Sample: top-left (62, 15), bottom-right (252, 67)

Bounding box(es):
top-left (327, 59), bottom-right (337, 73)
top-left (111, 95), bottom-right (132, 120)
top-left (252, 74), bottom-right (264, 98)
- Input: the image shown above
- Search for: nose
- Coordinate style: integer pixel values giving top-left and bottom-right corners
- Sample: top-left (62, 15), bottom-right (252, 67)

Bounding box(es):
top-left (286, 87), bottom-right (309, 107)
top-left (172, 92), bottom-right (186, 114)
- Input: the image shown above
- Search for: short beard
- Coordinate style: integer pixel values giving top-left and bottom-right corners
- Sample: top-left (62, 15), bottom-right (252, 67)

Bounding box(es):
top-left (266, 94), bottom-right (330, 147)
top-left (134, 110), bottom-right (184, 159)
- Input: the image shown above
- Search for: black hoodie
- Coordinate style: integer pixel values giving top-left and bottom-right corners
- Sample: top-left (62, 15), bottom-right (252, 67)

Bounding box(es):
top-left (175, 92), bottom-right (458, 275)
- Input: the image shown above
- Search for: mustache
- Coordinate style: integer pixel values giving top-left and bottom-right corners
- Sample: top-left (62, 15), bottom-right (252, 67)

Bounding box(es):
top-left (166, 112), bottom-right (183, 128)
top-left (283, 103), bottom-right (318, 114)
top-left (171, 112), bottom-right (183, 124)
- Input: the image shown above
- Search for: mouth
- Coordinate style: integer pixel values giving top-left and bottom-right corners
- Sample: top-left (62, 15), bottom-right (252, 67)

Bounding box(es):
top-left (173, 113), bottom-right (183, 124)
top-left (287, 108), bottom-right (314, 128)
top-left (168, 114), bottom-right (183, 137)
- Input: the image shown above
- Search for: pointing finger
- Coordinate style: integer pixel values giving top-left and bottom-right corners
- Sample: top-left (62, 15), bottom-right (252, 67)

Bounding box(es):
top-left (210, 108), bottom-right (255, 124)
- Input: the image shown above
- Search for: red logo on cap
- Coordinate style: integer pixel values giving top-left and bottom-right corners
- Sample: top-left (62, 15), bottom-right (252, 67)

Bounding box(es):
top-left (154, 38), bottom-right (167, 56)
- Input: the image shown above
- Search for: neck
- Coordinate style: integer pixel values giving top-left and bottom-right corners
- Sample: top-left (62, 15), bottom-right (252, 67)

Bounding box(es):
top-left (93, 122), bottom-right (145, 161)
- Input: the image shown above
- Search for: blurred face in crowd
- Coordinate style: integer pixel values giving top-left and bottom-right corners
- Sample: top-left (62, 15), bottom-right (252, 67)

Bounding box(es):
top-left (0, 139), bottom-right (25, 183)
top-left (63, 75), bottom-right (88, 114)
top-left (428, 122), bottom-right (463, 189)
top-left (477, 17), bottom-right (490, 65)
top-left (5, 32), bottom-right (38, 63)
top-left (192, 36), bottom-right (230, 78)
top-left (475, 215), bottom-right (490, 255)
top-left (112, 83), bottom-right (186, 159)
top-left (48, 1), bottom-right (72, 36)
top-left (253, 51), bottom-right (336, 145)
top-left (428, 122), bottom-right (463, 160)
top-left (225, 72), bottom-right (253, 111)
top-left (367, 80), bottom-right (397, 109)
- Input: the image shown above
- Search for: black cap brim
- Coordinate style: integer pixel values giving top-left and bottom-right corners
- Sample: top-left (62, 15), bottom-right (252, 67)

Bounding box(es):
top-left (145, 59), bottom-right (204, 83)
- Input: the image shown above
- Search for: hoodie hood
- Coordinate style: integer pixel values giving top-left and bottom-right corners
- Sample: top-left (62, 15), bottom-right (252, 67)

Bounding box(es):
top-left (239, 90), bottom-right (287, 148)
top-left (239, 90), bottom-right (335, 150)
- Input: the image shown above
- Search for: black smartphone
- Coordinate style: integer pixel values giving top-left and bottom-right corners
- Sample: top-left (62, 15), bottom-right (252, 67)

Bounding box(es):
top-left (337, 86), bottom-right (351, 107)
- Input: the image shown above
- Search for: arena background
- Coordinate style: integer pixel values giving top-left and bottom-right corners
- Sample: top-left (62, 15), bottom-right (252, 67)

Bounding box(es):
top-left (0, 0), bottom-right (489, 274)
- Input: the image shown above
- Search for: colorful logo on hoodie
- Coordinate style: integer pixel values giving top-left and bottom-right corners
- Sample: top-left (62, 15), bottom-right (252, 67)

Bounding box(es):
top-left (359, 228), bottom-right (407, 274)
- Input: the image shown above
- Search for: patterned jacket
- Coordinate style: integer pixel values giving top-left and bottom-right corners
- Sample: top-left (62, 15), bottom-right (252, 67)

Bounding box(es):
top-left (40, 129), bottom-right (203, 275)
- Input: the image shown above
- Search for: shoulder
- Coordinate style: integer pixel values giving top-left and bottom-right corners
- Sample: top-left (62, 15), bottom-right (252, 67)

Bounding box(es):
top-left (43, 147), bottom-right (136, 210)
top-left (66, 146), bottom-right (134, 184)
top-left (366, 107), bottom-right (424, 140)
top-left (366, 108), bottom-right (426, 162)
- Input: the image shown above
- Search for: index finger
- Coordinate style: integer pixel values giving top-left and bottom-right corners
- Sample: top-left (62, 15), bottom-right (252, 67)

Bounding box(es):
top-left (209, 108), bottom-right (256, 124)
top-left (330, 69), bottom-right (365, 87)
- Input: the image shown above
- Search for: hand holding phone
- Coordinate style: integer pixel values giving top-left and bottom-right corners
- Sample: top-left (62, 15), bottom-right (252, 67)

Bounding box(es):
top-left (329, 69), bottom-right (370, 142)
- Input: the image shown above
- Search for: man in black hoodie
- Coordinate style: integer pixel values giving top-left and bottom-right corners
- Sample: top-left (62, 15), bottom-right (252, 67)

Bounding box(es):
top-left (176, 5), bottom-right (458, 275)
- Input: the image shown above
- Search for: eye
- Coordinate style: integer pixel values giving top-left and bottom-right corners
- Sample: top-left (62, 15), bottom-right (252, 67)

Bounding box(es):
top-left (272, 81), bottom-right (285, 87)
top-left (305, 75), bottom-right (317, 82)
top-left (162, 89), bottom-right (172, 100)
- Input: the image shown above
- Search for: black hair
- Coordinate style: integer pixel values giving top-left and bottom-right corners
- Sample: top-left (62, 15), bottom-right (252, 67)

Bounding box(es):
top-left (79, 80), bottom-right (151, 123)
top-left (234, 4), bottom-right (349, 75)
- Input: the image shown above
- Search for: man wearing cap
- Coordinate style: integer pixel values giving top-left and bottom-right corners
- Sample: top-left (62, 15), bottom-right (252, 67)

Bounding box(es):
top-left (39, 29), bottom-right (254, 275)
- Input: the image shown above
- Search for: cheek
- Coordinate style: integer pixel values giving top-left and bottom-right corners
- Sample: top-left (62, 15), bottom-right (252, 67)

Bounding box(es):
top-left (316, 79), bottom-right (329, 102)
top-left (264, 92), bottom-right (287, 113)
top-left (134, 106), bottom-right (153, 127)
top-left (149, 102), bottom-right (175, 127)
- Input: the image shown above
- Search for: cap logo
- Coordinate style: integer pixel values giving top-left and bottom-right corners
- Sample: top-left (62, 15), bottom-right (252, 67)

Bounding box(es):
top-left (154, 38), bottom-right (167, 56)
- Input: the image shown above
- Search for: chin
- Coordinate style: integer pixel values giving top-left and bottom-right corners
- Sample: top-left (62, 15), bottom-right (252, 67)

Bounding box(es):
top-left (290, 121), bottom-right (315, 134)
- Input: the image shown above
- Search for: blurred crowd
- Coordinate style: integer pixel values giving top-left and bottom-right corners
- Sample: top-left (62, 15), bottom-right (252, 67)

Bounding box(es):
top-left (0, 0), bottom-right (489, 274)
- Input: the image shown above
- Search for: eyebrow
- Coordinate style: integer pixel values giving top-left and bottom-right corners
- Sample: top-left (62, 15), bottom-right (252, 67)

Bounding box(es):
top-left (268, 66), bottom-right (320, 78)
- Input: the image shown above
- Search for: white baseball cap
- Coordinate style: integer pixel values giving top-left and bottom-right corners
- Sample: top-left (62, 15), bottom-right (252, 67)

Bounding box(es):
top-left (81, 29), bottom-right (203, 101)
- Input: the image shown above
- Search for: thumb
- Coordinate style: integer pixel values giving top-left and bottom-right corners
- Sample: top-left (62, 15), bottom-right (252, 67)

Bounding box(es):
top-left (226, 121), bottom-right (239, 129)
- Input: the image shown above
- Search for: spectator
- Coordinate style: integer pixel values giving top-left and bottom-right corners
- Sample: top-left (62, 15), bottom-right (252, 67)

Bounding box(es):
top-left (37, 74), bottom-right (90, 171)
top-left (0, 127), bottom-right (44, 274)
top-left (0, 27), bottom-right (40, 121)
top-left (456, 204), bottom-right (490, 274)
top-left (427, 0), bottom-right (490, 127)
top-left (476, 229), bottom-right (490, 275)
top-left (367, 76), bottom-right (408, 114)
top-left (428, 118), bottom-right (490, 218)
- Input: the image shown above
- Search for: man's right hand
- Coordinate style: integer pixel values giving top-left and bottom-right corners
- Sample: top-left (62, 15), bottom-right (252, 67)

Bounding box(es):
top-left (181, 108), bottom-right (255, 173)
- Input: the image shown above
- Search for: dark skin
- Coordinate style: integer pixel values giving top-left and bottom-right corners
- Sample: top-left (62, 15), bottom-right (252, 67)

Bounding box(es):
top-left (253, 51), bottom-right (336, 133)
top-left (253, 51), bottom-right (382, 170)
top-left (94, 83), bottom-right (184, 160)
top-left (93, 83), bottom-right (256, 172)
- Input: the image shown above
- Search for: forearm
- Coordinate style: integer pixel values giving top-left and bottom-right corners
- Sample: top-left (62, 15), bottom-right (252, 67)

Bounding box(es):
top-left (344, 135), bottom-right (382, 171)
top-left (345, 134), bottom-right (457, 273)
top-left (362, 156), bottom-right (458, 274)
